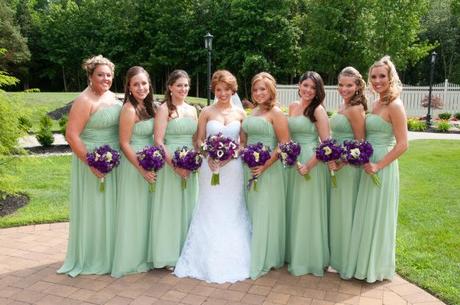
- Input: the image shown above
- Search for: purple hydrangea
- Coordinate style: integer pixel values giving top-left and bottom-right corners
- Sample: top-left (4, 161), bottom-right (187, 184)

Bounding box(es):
top-left (201, 132), bottom-right (239, 185)
top-left (241, 142), bottom-right (271, 191)
top-left (315, 138), bottom-right (343, 187)
top-left (172, 146), bottom-right (203, 189)
top-left (86, 144), bottom-right (121, 192)
top-left (137, 145), bottom-right (166, 192)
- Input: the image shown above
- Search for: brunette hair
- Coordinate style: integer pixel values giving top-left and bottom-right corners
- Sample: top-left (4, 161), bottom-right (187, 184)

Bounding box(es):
top-left (299, 71), bottom-right (325, 122)
top-left (123, 66), bottom-right (154, 119)
top-left (251, 72), bottom-right (277, 111)
top-left (339, 66), bottom-right (368, 111)
top-left (368, 55), bottom-right (402, 105)
top-left (164, 69), bottom-right (190, 118)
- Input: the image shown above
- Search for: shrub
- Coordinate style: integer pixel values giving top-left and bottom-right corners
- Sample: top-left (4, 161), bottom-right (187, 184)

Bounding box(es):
top-left (421, 95), bottom-right (443, 109)
top-left (436, 120), bottom-right (450, 133)
top-left (58, 115), bottom-right (68, 135)
top-left (36, 114), bottom-right (54, 147)
top-left (454, 112), bottom-right (460, 120)
top-left (24, 88), bottom-right (41, 93)
top-left (327, 111), bottom-right (334, 117)
top-left (438, 112), bottom-right (451, 120)
top-left (407, 118), bottom-right (427, 131)
top-left (0, 92), bottom-right (24, 155)
top-left (18, 116), bottom-right (33, 133)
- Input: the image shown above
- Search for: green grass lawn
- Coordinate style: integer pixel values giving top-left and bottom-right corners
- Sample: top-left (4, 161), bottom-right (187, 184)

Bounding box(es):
top-left (6, 92), bottom-right (207, 132)
top-left (397, 140), bottom-right (459, 305)
top-left (0, 140), bottom-right (458, 304)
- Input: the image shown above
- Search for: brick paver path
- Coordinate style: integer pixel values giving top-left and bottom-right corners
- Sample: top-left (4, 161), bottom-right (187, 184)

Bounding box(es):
top-left (0, 223), bottom-right (446, 305)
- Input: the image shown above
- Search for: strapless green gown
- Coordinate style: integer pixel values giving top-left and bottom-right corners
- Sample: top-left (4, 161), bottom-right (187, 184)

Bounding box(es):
top-left (329, 114), bottom-right (362, 276)
top-left (343, 114), bottom-right (399, 282)
top-left (58, 104), bottom-right (121, 277)
top-left (242, 116), bottom-right (286, 279)
top-left (286, 115), bottom-right (329, 276)
top-left (148, 117), bottom-right (198, 267)
top-left (111, 118), bottom-right (154, 277)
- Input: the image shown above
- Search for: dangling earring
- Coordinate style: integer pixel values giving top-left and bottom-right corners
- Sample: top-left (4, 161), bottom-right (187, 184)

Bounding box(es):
top-left (355, 91), bottom-right (359, 96)
top-left (170, 92), bottom-right (172, 96)
top-left (129, 91), bottom-right (132, 96)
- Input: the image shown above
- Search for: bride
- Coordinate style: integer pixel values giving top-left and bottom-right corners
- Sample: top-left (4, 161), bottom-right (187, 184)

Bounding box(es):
top-left (174, 70), bottom-right (251, 283)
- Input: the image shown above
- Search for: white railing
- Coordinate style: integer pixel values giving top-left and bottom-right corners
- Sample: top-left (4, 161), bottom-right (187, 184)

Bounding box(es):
top-left (277, 80), bottom-right (460, 117)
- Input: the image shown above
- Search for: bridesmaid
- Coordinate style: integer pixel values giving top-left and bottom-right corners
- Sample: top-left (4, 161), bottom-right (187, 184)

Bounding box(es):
top-left (242, 72), bottom-right (289, 279)
top-left (286, 71), bottom-right (330, 276)
top-left (58, 55), bottom-right (121, 277)
top-left (111, 66), bottom-right (156, 277)
top-left (344, 56), bottom-right (408, 282)
top-left (148, 70), bottom-right (198, 269)
top-left (328, 67), bottom-right (366, 277)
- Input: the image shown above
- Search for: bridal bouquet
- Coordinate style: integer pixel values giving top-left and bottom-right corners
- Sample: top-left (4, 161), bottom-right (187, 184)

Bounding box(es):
top-left (86, 144), bottom-right (121, 192)
top-left (278, 140), bottom-right (309, 180)
top-left (201, 132), bottom-right (239, 185)
top-left (315, 138), bottom-right (343, 187)
top-left (341, 139), bottom-right (381, 186)
top-left (241, 142), bottom-right (271, 191)
top-left (137, 145), bottom-right (166, 192)
top-left (172, 146), bottom-right (203, 189)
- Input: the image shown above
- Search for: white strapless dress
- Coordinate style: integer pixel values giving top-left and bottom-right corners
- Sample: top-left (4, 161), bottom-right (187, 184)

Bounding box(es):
top-left (174, 120), bottom-right (251, 283)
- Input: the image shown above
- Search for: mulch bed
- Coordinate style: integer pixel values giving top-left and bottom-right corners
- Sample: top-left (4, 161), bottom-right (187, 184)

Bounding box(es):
top-left (25, 144), bottom-right (72, 155)
top-left (0, 192), bottom-right (29, 217)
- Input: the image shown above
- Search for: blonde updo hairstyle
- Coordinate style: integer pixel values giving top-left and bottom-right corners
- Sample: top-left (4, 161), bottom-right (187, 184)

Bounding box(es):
top-left (339, 66), bottom-right (368, 111)
top-left (368, 55), bottom-right (402, 105)
top-left (82, 55), bottom-right (115, 83)
top-left (251, 72), bottom-right (277, 111)
top-left (211, 70), bottom-right (238, 94)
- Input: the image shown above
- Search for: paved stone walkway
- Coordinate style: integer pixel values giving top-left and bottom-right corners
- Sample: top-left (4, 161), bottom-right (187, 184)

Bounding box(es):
top-left (0, 224), bottom-right (446, 305)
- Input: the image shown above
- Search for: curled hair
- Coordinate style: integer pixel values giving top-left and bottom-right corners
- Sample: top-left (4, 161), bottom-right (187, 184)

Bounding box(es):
top-left (368, 55), bottom-right (402, 104)
top-left (211, 70), bottom-right (238, 93)
top-left (339, 66), bottom-right (368, 111)
top-left (299, 71), bottom-right (325, 122)
top-left (164, 70), bottom-right (190, 118)
top-left (123, 66), bottom-right (155, 119)
top-left (82, 55), bottom-right (115, 81)
top-left (251, 72), bottom-right (277, 111)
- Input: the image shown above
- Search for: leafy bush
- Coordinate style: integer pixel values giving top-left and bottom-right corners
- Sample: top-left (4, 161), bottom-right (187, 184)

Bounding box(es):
top-left (407, 118), bottom-right (427, 131)
top-left (36, 114), bottom-right (54, 146)
top-left (58, 115), bottom-right (68, 135)
top-left (18, 116), bottom-right (33, 133)
top-left (438, 112), bottom-right (451, 120)
top-left (24, 88), bottom-right (41, 93)
top-left (327, 111), bottom-right (334, 117)
top-left (436, 120), bottom-right (450, 133)
top-left (0, 91), bottom-right (24, 155)
top-left (454, 112), bottom-right (460, 120)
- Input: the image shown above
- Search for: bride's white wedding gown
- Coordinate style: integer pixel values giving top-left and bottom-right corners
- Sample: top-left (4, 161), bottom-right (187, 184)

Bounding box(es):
top-left (174, 120), bottom-right (251, 283)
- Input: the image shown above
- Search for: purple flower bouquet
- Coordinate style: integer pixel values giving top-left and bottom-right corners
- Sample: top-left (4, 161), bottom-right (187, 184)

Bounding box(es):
top-left (172, 146), bottom-right (203, 189)
top-left (278, 140), bottom-right (309, 180)
top-left (315, 138), bottom-right (343, 187)
top-left (201, 132), bottom-right (239, 185)
top-left (86, 144), bottom-right (121, 192)
top-left (241, 142), bottom-right (271, 191)
top-left (137, 145), bottom-right (166, 192)
top-left (341, 139), bottom-right (381, 186)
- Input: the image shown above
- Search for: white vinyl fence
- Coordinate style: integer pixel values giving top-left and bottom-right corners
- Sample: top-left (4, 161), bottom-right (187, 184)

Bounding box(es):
top-left (277, 80), bottom-right (460, 117)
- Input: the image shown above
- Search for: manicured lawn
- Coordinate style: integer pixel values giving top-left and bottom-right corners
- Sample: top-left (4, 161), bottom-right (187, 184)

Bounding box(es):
top-left (0, 140), bottom-right (458, 304)
top-left (397, 140), bottom-right (460, 305)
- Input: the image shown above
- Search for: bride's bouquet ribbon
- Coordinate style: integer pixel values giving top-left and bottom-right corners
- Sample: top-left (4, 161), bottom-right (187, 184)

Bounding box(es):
top-left (241, 142), bottom-right (271, 191)
top-left (86, 144), bottom-right (121, 192)
top-left (172, 146), bottom-right (203, 189)
top-left (201, 132), bottom-right (239, 185)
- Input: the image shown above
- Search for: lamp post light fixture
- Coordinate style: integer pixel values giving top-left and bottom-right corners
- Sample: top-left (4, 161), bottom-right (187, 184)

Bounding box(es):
top-left (426, 51), bottom-right (437, 129)
top-left (204, 32), bottom-right (213, 106)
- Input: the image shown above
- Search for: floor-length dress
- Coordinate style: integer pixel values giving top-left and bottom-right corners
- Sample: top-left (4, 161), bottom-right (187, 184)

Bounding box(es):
top-left (343, 114), bottom-right (399, 283)
top-left (111, 118), bottom-right (154, 277)
top-left (148, 117), bottom-right (198, 268)
top-left (58, 104), bottom-right (121, 277)
top-left (328, 114), bottom-right (362, 276)
top-left (174, 120), bottom-right (251, 283)
top-left (286, 115), bottom-right (329, 276)
top-left (242, 116), bottom-right (286, 279)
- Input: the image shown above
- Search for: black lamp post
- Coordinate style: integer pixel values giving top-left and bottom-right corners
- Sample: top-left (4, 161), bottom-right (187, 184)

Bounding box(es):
top-left (426, 51), bottom-right (437, 128)
top-left (204, 32), bottom-right (213, 106)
